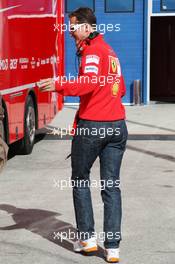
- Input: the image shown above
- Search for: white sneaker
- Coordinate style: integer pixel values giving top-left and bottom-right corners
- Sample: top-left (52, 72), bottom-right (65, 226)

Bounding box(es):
top-left (104, 248), bottom-right (120, 263)
top-left (73, 237), bottom-right (98, 253)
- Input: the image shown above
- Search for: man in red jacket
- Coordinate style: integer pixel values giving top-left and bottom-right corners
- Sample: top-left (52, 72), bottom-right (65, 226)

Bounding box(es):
top-left (39, 7), bottom-right (128, 263)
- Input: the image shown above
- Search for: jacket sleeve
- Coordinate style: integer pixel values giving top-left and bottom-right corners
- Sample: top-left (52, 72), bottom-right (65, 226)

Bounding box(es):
top-left (55, 52), bottom-right (102, 96)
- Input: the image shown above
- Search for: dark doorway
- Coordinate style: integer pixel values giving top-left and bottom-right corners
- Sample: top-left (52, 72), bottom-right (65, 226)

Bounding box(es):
top-left (150, 16), bottom-right (175, 101)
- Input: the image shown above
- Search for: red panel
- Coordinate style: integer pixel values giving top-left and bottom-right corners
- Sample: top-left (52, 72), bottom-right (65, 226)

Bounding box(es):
top-left (0, 0), bottom-right (64, 143)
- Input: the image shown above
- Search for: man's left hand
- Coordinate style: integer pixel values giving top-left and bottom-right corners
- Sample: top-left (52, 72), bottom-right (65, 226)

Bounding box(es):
top-left (38, 78), bottom-right (56, 92)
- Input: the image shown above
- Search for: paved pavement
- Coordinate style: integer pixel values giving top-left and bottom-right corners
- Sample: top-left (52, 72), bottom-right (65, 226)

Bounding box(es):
top-left (0, 103), bottom-right (175, 264)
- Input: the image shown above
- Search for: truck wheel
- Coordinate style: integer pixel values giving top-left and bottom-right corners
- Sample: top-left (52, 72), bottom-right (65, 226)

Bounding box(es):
top-left (0, 120), bottom-right (5, 141)
top-left (20, 95), bottom-right (36, 155)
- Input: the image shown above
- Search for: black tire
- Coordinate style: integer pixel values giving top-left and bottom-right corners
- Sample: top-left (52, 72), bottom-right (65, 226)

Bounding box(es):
top-left (0, 103), bottom-right (5, 141)
top-left (20, 95), bottom-right (36, 155)
top-left (0, 120), bottom-right (5, 141)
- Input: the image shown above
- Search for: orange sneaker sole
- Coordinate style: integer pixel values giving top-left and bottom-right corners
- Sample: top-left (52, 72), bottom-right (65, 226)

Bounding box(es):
top-left (83, 246), bottom-right (98, 253)
top-left (106, 257), bottom-right (120, 263)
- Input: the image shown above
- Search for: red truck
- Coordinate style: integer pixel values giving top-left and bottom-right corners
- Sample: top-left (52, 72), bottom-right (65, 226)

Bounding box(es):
top-left (0, 0), bottom-right (64, 154)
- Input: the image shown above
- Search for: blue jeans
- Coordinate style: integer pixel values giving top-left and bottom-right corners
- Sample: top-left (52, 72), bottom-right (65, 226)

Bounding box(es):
top-left (71, 119), bottom-right (128, 248)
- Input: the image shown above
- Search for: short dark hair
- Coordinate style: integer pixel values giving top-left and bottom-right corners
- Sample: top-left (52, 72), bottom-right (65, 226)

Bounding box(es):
top-left (69, 7), bottom-right (97, 27)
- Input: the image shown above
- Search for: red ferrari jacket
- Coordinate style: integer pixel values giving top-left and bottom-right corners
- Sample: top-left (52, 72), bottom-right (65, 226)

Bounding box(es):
top-left (55, 33), bottom-right (126, 121)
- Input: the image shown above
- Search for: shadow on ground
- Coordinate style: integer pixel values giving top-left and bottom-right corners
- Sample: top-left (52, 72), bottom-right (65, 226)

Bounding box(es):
top-left (0, 204), bottom-right (104, 259)
top-left (7, 134), bottom-right (46, 160)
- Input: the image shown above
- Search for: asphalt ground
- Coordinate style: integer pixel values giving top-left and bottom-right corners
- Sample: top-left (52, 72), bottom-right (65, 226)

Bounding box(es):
top-left (0, 103), bottom-right (175, 264)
